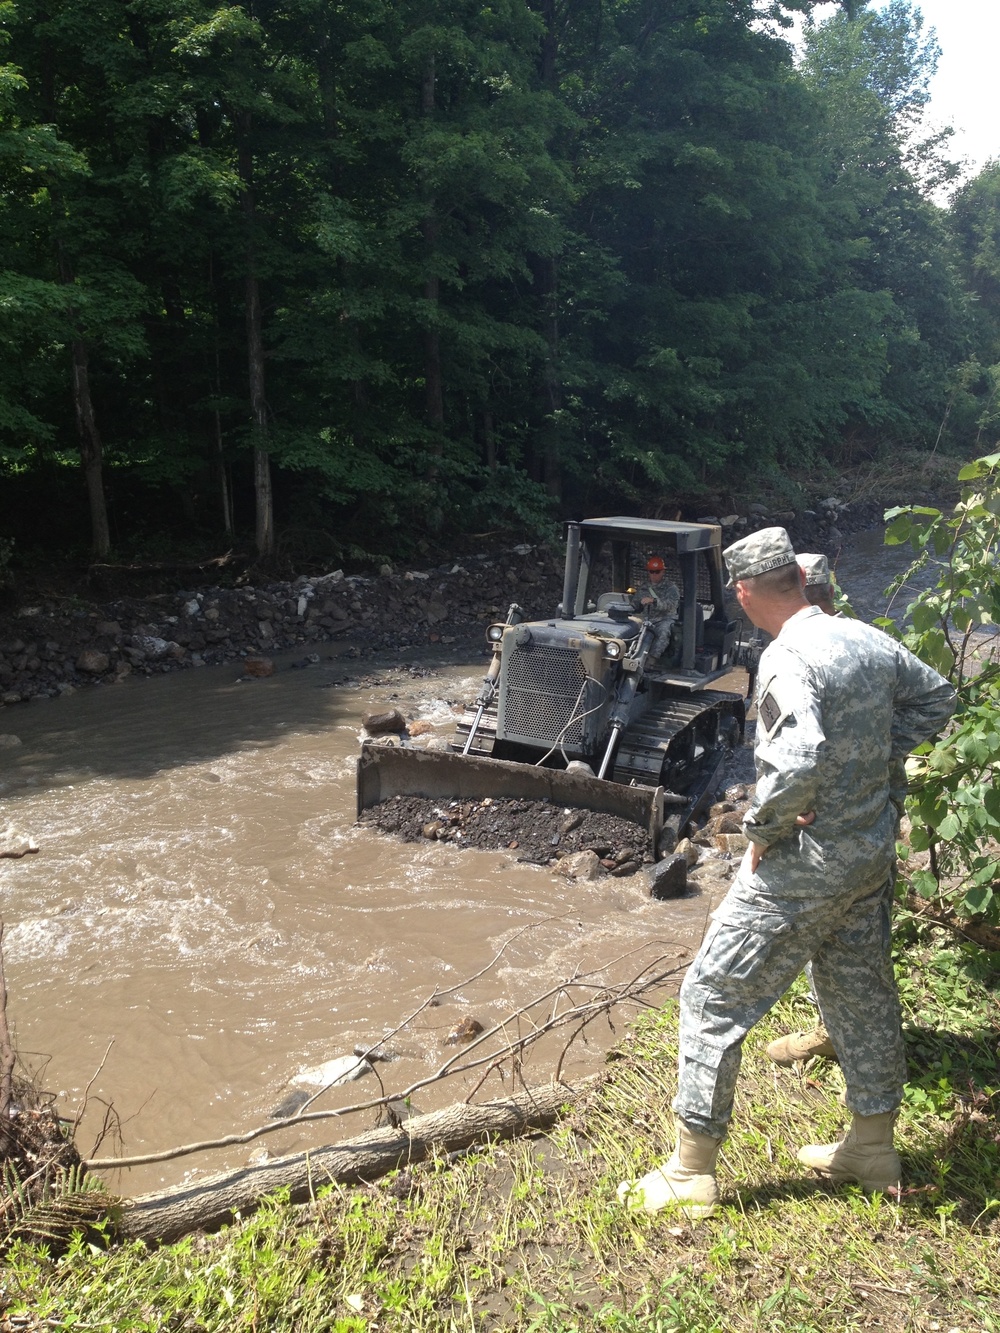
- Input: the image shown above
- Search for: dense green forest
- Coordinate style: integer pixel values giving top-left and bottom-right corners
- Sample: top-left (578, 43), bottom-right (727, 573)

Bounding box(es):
top-left (0, 0), bottom-right (998, 568)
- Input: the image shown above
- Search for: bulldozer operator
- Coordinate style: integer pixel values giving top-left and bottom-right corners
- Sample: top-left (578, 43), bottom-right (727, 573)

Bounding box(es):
top-left (631, 556), bottom-right (680, 670)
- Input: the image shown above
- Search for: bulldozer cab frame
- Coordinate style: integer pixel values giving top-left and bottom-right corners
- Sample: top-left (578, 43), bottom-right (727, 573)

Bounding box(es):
top-left (561, 516), bottom-right (732, 680)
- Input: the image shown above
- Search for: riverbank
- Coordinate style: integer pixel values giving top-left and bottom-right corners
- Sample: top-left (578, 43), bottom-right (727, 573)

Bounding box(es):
top-left (3, 920), bottom-right (997, 1330)
top-left (0, 487), bottom-right (895, 709)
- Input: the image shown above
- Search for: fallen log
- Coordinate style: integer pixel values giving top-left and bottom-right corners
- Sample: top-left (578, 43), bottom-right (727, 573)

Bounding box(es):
top-left (116, 1076), bottom-right (599, 1245)
top-left (87, 551), bottom-right (242, 577)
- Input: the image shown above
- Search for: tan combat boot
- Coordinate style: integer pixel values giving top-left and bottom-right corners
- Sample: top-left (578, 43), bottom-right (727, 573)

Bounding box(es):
top-left (766, 1025), bottom-right (837, 1066)
top-left (618, 1121), bottom-right (722, 1216)
top-left (797, 1112), bottom-right (901, 1192)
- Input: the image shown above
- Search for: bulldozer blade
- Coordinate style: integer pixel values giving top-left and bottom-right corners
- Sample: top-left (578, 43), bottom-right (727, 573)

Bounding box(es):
top-left (357, 742), bottom-right (665, 849)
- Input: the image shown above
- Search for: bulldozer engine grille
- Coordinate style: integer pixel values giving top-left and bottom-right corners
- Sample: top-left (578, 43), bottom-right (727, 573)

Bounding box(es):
top-left (500, 646), bottom-right (591, 748)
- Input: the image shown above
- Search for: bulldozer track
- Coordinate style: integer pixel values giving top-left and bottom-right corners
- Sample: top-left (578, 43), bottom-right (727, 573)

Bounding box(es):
top-left (613, 689), bottom-right (743, 788)
top-left (451, 709), bottom-right (498, 757)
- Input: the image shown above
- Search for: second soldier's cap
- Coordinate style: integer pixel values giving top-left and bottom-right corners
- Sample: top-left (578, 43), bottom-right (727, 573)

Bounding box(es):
top-left (723, 526), bottom-right (797, 586)
top-left (798, 552), bottom-right (831, 586)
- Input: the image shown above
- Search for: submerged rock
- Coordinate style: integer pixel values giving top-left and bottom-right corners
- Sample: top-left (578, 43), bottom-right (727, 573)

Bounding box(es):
top-left (556, 850), bottom-right (603, 882)
top-left (242, 656), bottom-right (274, 678)
top-left (0, 825), bottom-right (39, 858)
top-left (290, 1054), bottom-right (374, 1089)
top-left (444, 1017), bottom-right (485, 1045)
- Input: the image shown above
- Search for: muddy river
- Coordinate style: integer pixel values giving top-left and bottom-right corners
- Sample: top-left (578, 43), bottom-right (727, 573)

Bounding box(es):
top-left (0, 648), bottom-right (718, 1196)
top-left (0, 522), bottom-right (941, 1197)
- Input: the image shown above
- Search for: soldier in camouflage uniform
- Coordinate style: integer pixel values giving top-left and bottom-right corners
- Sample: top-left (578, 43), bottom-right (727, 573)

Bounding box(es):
top-left (766, 550), bottom-right (841, 1066)
top-left (631, 556), bottom-right (680, 669)
top-left (799, 551), bottom-right (838, 615)
top-left (620, 527), bottom-right (955, 1215)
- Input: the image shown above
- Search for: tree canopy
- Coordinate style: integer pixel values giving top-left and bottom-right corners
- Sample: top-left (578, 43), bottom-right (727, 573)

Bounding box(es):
top-left (0, 0), bottom-right (994, 563)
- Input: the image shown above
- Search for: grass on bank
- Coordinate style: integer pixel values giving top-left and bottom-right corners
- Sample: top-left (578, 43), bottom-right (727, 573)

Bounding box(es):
top-left (1, 915), bottom-right (997, 1332)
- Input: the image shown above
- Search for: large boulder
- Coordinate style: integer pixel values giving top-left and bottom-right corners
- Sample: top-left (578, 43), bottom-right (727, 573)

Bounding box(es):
top-left (647, 854), bottom-right (688, 900)
top-left (290, 1054), bottom-right (374, 1089)
top-left (129, 635), bottom-right (182, 662)
top-left (363, 708), bottom-right (407, 735)
top-left (555, 850), bottom-right (603, 882)
top-left (714, 832), bottom-right (749, 856)
top-left (76, 648), bottom-right (110, 674)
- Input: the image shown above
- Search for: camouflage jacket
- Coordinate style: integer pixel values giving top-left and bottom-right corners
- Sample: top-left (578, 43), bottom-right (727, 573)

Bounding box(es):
top-left (631, 581), bottom-right (680, 619)
top-left (743, 606), bottom-right (956, 895)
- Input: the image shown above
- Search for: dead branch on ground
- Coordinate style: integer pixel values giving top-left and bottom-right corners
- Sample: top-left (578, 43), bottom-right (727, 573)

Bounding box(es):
top-left (118, 1076), bottom-right (602, 1245)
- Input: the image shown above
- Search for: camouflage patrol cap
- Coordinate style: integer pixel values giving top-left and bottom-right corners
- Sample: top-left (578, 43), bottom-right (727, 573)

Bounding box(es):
top-left (798, 552), bottom-right (831, 586)
top-left (723, 526), bottom-right (796, 586)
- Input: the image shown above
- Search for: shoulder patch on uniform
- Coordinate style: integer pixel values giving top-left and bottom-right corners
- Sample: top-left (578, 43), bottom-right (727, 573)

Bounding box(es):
top-left (757, 679), bottom-right (793, 741)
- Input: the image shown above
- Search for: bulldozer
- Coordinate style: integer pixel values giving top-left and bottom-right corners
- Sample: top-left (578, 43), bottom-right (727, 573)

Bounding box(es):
top-left (357, 517), bottom-right (755, 858)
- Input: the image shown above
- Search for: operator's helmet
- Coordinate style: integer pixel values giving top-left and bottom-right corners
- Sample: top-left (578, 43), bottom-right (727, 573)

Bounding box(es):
top-left (647, 557), bottom-right (665, 573)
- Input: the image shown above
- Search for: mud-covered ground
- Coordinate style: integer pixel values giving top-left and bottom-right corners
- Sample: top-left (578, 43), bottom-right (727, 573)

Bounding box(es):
top-left (359, 793), bottom-right (656, 871)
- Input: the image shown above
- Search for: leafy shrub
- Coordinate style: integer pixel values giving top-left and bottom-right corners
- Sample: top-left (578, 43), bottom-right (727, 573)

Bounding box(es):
top-left (876, 452), bottom-right (1000, 926)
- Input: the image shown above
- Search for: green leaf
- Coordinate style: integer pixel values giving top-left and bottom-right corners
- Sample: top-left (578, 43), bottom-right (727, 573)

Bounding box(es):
top-left (910, 602), bottom-right (940, 634)
top-left (884, 514), bottom-right (913, 547)
top-left (936, 812), bottom-right (961, 841)
top-left (907, 823), bottom-right (931, 852)
top-left (961, 885), bottom-right (994, 917)
top-left (910, 869), bottom-right (938, 899)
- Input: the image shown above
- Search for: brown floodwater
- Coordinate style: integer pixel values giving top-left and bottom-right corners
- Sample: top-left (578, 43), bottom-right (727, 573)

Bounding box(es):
top-left (0, 645), bottom-right (713, 1197)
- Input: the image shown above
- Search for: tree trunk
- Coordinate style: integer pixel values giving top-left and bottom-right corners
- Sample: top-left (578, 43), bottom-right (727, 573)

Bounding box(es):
top-left (207, 256), bottom-right (233, 536)
top-left (539, 256), bottom-right (563, 501)
top-left (422, 52), bottom-right (445, 491)
top-left (115, 1077), bottom-right (598, 1245)
top-left (214, 406), bottom-right (233, 537)
top-left (71, 338), bottom-right (112, 557)
top-left (536, 1), bottom-right (563, 502)
top-left (483, 408), bottom-right (497, 472)
top-left (238, 124), bottom-right (274, 558)
top-left (56, 245), bottom-right (111, 557)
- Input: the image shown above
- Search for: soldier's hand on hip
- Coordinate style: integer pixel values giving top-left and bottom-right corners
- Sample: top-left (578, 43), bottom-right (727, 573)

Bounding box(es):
top-left (795, 811), bottom-right (816, 826)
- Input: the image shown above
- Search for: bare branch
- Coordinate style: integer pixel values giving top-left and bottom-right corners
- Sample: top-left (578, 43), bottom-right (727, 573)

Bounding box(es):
top-left (84, 954), bottom-right (683, 1171)
top-left (72, 1038), bottom-right (116, 1140)
top-left (292, 916), bottom-right (570, 1113)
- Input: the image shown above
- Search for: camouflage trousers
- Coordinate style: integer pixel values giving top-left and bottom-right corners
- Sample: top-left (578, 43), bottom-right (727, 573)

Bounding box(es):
top-left (672, 872), bottom-right (904, 1140)
top-left (649, 616), bottom-right (676, 659)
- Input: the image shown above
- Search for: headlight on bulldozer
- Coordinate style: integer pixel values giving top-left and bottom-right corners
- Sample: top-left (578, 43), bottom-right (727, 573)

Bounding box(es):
top-left (603, 639), bottom-right (624, 660)
top-left (486, 624), bottom-right (505, 643)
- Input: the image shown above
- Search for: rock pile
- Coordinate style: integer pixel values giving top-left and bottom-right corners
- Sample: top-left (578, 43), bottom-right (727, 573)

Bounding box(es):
top-left (0, 546), bottom-right (565, 705)
top-left (697, 493), bottom-right (883, 550)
